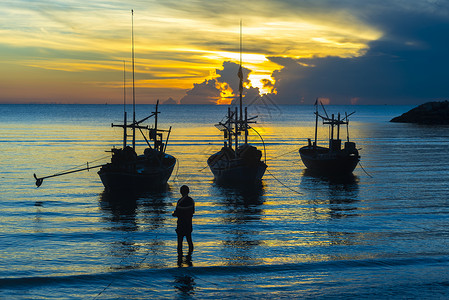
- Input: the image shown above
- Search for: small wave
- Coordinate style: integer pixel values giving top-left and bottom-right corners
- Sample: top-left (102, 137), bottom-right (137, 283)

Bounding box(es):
top-left (2, 255), bottom-right (448, 289)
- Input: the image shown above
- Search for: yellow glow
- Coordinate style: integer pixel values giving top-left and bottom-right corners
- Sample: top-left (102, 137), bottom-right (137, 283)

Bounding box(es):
top-left (0, 2), bottom-right (383, 103)
top-left (248, 74), bottom-right (273, 94)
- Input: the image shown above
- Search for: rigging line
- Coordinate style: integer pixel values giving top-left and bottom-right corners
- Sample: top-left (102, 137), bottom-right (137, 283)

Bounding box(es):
top-left (266, 148), bottom-right (299, 161)
top-left (249, 127), bottom-right (267, 163)
top-left (197, 165), bottom-right (209, 172)
top-left (171, 158), bottom-right (181, 182)
top-left (358, 161), bottom-right (373, 178)
top-left (266, 168), bottom-right (303, 195)
top-left (92, 251), bottom-right (134, 299)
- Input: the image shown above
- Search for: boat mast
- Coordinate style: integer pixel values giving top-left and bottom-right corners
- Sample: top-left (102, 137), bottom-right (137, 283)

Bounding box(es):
top-left (131, 9), bottom-right (136, 150)
top-left (239, 19), bottom-right (243, 124)
top-left (154, 100), bottom-right (159, 150)
top-left (336, 113), bottom-right (341, 140)
top-left (235, 20), bottom-right (243, 151)
top-left (123, 60), bottom-right (127, 148)
top-left (314, 99), bottom-right (318, 148)
top-left (346, 112), bottom-right (350, 142)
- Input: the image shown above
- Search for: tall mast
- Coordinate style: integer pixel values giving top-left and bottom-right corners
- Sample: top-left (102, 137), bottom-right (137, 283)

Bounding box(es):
top-left (123, 61), bottom-right (126, 115)
top-left (123, 60), bottom-right (127, 148)
top-left (131, 9), bottom-right (136, 150)
top-left (239, 19), bottom-right (243, 123)
top-left (314, 98), bottom-right (318, 148)
top-left (154, 100), bottom-right (159, 149)
top-left (235, 20), bottom-right (243, 151)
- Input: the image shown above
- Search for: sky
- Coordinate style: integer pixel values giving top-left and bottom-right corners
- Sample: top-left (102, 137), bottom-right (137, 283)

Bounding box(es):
top-left (1, 0), bottom-right (449, 105)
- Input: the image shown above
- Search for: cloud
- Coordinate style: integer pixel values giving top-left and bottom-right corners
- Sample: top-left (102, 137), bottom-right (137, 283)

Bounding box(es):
top-left (215, 61), bottom-right (251, 95)
top-left (162, 97), bottom-right (177, 104)
top-left (3, 0), bottom-right (449, 104)
top-left (180, 61), bottom-right (262, 104)
top-left (179, 79), bottom-right (221, 104)
top-left (267, 8), bottom-right (449, 105)
top-left (261, 78), bottom-right (274, 93)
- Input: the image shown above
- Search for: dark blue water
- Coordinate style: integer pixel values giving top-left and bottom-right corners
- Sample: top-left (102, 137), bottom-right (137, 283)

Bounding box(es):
top-left (1, 104), bottom-right (449, 299)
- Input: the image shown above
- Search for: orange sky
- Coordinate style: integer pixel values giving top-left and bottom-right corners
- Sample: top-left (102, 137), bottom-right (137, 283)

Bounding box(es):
top-left (2, 1), bottom-right (447, 105)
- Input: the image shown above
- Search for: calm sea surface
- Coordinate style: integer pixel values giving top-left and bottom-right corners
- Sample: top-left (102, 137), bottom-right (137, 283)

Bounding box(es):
top-left (1, 104), bottom-right (449, 299)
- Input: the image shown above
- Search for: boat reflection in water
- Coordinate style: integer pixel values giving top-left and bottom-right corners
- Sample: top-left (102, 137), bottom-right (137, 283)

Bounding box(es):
top-left (211, 183), bottom-right (265, 266)
top-left (300, 169), bottom-right (361, 247)
top-left (98, 189), bottom-right (172, 269)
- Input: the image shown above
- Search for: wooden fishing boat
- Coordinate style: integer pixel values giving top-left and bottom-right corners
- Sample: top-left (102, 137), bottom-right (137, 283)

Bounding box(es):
top-left (207, 22), bottom-right (267, 185)
top-left (35, 10), bottom-right (176, 191)
top-left (299, 101), bottom-right (360, 175)
top-left (207, 107), bottom-right (267, 184)
top-left (98, 101), bottom-right (175, 191)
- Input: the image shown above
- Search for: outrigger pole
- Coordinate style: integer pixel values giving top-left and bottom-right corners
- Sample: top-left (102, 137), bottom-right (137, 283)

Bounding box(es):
top-left (34, 163), bottom-right (105, 187)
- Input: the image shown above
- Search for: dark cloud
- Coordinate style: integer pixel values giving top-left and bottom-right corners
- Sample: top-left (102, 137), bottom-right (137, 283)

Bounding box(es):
top-left (175, 1), bottom-right (449, 105)
top-left (179, 79), bottom-right (220, 104)
top-left (261, 78), bottom-right (274, 93)
top-left (216, 61), bottom-right (251, 95)
top-left (269, 9), bottom-right (449, 105)
top-left (179, 61), bottom-right (260, 104)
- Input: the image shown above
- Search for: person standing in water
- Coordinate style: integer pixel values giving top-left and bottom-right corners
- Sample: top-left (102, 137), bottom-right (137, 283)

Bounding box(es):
top-left (173, 185), bottom-right (195, 257)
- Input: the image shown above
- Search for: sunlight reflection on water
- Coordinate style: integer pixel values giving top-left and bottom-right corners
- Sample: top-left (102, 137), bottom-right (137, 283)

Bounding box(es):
top-left (2, 104), bottom-right (449, 298)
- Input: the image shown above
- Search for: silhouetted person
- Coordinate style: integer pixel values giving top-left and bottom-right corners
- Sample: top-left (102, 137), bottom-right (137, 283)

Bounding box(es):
top-left (173, 185), bottom-right (194, 257)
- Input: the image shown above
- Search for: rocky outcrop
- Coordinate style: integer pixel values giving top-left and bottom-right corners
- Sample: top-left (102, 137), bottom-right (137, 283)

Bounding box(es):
top-left (390, 101), bottom-right (449, 124)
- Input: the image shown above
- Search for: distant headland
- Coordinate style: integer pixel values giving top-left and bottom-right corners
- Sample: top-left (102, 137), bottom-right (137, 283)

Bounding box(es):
top-left (390, 101), bottom-right (449, 125)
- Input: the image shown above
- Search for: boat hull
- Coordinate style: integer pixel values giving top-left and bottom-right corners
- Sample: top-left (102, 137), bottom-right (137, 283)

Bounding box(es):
top-left (208, 149), bottom-right (267, 184)
top-left (98, 152), bottom-right (176, 191)
top-left (299, 145), bottom-right (359, 175)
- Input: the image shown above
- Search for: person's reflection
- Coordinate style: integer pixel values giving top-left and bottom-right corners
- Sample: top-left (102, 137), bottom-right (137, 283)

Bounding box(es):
top-left (174, 273), bottom-right (195, 296)
top-left (177, 253), bottom-right (193, 267)
top-left (174, 253), bottom-right (195, 297)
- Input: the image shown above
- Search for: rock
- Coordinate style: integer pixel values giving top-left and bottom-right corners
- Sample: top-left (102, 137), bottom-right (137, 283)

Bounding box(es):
top-left (390, 101), bottom-right (449, 124)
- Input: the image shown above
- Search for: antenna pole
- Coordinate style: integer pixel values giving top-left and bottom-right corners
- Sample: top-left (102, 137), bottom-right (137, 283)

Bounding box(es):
top-left (131, 9), bottom-right (136, 150)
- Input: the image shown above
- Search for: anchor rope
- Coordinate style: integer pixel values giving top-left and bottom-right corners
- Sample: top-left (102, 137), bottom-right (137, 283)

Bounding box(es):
top-left (171, 158), bottom-right (181, 182)
top-left (358, 161), bottom-right (373, 178)
top-left (266, 168), bottom-right (303, 195)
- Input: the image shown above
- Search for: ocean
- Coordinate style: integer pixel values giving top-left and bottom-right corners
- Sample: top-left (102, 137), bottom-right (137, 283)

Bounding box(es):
top-left (1, 103), bottom-right (449, 299)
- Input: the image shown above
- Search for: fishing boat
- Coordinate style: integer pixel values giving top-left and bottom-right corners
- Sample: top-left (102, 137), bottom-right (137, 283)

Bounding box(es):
top-left (207, 22), bottom-right (267, 185)
top-left (34, 10), bottom-right (176, 191)
top-left (97, 101), bottom-right (175, 191)
top-left (299, 101), bottom-right (360, 175)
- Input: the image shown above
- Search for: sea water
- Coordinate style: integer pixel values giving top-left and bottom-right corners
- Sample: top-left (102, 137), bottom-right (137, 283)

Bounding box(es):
top-left (1, 104), bottom-right (449, 299)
